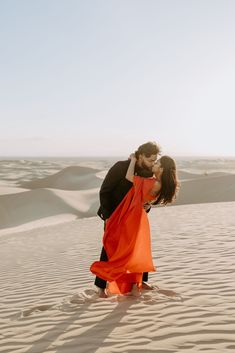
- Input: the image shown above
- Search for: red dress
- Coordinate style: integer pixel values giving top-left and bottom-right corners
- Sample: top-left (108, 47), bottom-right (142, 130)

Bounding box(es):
top-left (90, 176), bottom-right (157, 294)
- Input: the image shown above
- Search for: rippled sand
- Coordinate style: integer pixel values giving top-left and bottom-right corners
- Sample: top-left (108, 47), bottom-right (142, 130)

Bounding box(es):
top-left (1, 202), bottom-right (235, 353)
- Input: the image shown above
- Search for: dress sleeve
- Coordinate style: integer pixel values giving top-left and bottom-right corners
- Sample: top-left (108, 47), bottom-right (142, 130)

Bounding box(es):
top-left (133, 176), bottom-right (155, 202)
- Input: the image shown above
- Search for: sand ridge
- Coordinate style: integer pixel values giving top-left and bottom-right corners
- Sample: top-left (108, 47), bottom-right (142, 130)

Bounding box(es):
top-left (19, 166), bottom-right (102, 190)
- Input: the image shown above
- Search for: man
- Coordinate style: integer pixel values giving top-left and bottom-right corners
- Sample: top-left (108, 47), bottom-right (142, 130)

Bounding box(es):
top-left (95, 141), bottom-right (161, 297)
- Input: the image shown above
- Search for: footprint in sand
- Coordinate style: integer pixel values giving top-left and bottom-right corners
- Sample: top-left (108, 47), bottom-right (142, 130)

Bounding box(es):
top-left (21, 304), bottom-right (54, 317)
top-left (70, 289), bottom-right (99, 304)
top-left (156, 288), bottom-right (183, 300)
top-left (157, 288), bottom-right (178, 297)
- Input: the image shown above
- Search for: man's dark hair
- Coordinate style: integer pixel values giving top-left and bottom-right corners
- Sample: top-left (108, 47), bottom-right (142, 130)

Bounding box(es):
top-left (135, 141), bottom-right (161, 158)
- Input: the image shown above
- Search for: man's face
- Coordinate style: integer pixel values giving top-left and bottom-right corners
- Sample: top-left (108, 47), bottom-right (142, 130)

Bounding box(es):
top-left (137, 154), bottom-right (158, 170)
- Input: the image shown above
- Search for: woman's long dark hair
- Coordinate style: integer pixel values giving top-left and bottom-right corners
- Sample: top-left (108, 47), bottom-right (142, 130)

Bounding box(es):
top-left (152, 156), bottom-right (179, 205)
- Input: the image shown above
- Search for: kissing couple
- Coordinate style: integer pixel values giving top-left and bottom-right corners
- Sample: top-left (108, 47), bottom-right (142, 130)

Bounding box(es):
top-left (90, 141), bottom-right (179, 297)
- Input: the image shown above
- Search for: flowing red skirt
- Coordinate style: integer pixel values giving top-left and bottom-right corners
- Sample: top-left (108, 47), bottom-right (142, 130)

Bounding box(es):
top-left (90, 176), bottom-right (156, 294)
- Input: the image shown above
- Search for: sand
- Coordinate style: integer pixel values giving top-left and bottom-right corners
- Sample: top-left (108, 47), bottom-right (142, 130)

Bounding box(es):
top-left (0, 164), bottom-right (235, 352)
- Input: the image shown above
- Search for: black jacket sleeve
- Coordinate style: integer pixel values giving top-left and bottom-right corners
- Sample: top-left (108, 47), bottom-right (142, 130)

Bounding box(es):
top-left (97, 161), bottom-right (132, 220)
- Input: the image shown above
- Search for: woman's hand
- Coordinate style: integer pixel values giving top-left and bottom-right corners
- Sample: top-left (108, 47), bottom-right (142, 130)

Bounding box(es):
top-left (126, 153), bottom-right (137, 182)
top-left (143, 202), bottom-right (151, 212)
top-left (129, 153), bottom-right (137, 162)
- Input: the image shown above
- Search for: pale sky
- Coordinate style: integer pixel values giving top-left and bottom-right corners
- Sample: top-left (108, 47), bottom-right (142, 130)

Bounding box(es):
top-left (0, 0), bottom-right (235, 157)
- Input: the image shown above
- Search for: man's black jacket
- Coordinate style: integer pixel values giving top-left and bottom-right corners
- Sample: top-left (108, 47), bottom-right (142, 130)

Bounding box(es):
top-left (97, 160), bottom-right (153, 220)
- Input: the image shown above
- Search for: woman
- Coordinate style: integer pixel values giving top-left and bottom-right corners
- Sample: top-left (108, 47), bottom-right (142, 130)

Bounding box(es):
top-left (90, 154), bottom-right (179, 295)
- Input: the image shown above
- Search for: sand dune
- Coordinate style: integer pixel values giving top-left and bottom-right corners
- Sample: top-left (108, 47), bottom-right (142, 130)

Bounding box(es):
top-left (1, 160), bottom-right (234, 352)
top-left (175, 173), bottom-right (235, 205)
top-left (0, 188), bottom-right (99, 233)
top-left (1, 167), bottom-right (235, 235)
top-left (0, 202), bottom-right (234, 353)
top-left (0, 166), bottom-right (102, 233)
top-left (0, 186), bottom-right (29, 195)
top-left (177, 170), bottom-right (228, 180)
top-left (19, 166), bottom-right (102, 190)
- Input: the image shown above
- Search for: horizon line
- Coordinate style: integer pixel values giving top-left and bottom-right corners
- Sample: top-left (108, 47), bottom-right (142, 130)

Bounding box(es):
top-left (0, 155), bottom-right (235, 159)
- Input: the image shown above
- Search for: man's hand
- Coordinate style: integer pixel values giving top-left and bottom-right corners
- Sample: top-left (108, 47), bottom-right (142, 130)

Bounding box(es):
top-left (143, 202), bottom-right (151, 212)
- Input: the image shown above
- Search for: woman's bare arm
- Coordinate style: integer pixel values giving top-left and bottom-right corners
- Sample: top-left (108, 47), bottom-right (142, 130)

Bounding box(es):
top-left (151, 181), bottom-right (161, 197)
top-left (125, 154), bottom-right (137, 182)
